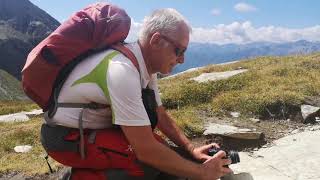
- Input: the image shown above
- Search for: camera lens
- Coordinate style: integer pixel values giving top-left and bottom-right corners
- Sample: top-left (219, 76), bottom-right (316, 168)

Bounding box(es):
top-left (208, 148), bottom-right (240, 164)
top-left (229, 150), bottom-right (240, 164)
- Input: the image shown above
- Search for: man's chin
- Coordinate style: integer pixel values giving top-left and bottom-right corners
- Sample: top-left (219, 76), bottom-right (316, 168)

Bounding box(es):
top-left (159, 69), bottom-right (171, 75)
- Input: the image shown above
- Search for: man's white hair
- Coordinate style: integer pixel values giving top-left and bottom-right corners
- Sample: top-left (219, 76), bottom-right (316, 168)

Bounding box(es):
top-left (139, 8), bottom-right (192, 43)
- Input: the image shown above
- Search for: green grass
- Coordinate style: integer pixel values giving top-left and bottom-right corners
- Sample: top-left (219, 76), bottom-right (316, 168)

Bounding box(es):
top-left (160, 53), bottom-right (320, 119)
top-left (0, 101), bottom-right (39, 115)
top-left (0, 118), bottom-right (61, 175)
top-left (167, 106), bottom-right (204, 137)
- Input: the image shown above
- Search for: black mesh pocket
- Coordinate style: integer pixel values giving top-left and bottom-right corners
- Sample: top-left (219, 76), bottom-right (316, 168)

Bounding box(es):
top-left (40, 124), bottom-right (79, 152)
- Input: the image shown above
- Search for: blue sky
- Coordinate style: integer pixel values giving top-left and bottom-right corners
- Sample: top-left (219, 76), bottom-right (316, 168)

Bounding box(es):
top-left (30, 0), bottom-right (320, 44)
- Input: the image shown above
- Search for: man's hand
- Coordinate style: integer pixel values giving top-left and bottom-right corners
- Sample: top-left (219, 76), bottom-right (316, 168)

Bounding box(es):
top-left (190, 143), bottom-right (220, 162)
top-left (200, 150), bottom-right (233, 180)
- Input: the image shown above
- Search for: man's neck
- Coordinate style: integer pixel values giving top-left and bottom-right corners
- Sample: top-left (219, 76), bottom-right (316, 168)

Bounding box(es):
top-left (138, 40), bottom-right (154, 75)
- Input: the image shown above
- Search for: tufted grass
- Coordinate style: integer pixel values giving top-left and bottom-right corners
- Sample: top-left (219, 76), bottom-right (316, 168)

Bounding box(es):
top-left (0, 101), bottom-right (39, 115)
top-left (0, 118), bottom-right (61, 175)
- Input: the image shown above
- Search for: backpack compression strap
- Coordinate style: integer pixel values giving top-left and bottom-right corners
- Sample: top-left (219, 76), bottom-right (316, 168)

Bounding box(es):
top-left (111, 43), bottom-right (140, 73)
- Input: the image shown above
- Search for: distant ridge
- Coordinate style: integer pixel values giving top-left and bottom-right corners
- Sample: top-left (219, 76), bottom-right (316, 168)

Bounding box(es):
top-left (174, 40), bottom-right (320, 74)
top-left (0, 0), bottom-right (60, 80)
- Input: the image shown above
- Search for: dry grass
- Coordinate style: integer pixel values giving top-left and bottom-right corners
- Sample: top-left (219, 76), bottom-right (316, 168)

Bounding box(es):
top-left (0, 101), bottom-right (39, 115)
top-left (0, 118), bottom-right (61, 175)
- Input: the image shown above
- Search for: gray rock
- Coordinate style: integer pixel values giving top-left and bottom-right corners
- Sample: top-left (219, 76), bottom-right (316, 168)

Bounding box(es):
top-left (0, 109), bottom-right (43, 123)
top-left (230, 112), bottom-right (240, 118)
top-left (24, 109), bottom-right (44, 118)
top-left (190, 69), bottom-right (248, 83)
top-left (230, 130), bottom-right (320, 180)
top-left (291, 129), bottom-right (300, 134)
top-left (0, 113), bottom-right (30, 122)
top-left (14, 145), bottom-right (32, 153)
top-left (204, 123), bottom-right (263, 140)
top-left (301, 105), bottom-right (320, 123)
top-left (250, 118), bottom-right (260, 123)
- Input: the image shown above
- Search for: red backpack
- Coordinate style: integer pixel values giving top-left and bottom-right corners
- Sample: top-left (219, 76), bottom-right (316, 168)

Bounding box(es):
top-left (21, 3), bottom-right (139, 112)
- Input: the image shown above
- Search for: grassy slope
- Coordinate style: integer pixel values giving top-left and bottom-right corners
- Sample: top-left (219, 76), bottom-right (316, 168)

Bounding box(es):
top-left (160, 53), bottom-right (320, 118)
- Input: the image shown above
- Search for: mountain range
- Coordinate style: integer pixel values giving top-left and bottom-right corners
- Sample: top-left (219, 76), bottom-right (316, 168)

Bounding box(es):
top-left (174, 40), bottom-right (320, 73)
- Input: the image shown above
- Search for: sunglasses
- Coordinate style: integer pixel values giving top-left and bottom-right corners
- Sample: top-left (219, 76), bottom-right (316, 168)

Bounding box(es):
top-left (161, 35), bottom-right (187, 57)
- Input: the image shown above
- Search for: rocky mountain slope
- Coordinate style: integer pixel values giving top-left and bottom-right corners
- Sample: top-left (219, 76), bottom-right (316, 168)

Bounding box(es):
top-left (0, 0), bottom-right (60, 80)
top-left (0, 69), bottom-right (27, 100)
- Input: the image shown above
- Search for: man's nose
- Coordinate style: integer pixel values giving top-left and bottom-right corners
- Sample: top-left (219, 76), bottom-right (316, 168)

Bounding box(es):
top-left (176, 55), bottom-right (184, 64)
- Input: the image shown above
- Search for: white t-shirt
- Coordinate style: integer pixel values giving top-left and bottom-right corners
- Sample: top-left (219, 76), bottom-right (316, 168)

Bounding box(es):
top-left (48, 42), bottom-right (162, 129)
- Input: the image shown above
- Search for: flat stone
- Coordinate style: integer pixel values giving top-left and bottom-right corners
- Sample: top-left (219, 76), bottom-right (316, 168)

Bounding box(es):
top-left (190, 69), bottom-right (248, 83)
top-left (14, 145), bottom-right (32, 153)
top-left (230, 112), bottom-right (240, 118)
top-left (0, 113), bottom-right (30, 122)
top-left (164, 67), bottom-right (205, 79)
top-left (301, 105), bottom-right (320, 122)
top-left (291, 129), bottom-right (300, 134)
top-left (24, 109), bottom-right (44, 118)
top-left (229, 130), bottom-right (320, 180)
top-left (0, 109), bottom-right (43, 123)
top-left (204, 123), bottom-right (263, 140)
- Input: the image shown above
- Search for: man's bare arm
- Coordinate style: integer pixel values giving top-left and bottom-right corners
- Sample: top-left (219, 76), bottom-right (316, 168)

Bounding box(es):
top-left (120, 125), bottom-right (203, 179)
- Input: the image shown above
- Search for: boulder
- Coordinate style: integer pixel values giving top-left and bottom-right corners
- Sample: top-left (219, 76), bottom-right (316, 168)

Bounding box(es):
top-left (301, 104), bottom-right (320, 123)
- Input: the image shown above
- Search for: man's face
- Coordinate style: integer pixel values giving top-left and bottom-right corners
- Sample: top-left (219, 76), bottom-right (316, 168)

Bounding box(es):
top-left (158, 25), bottom-right (189, 74)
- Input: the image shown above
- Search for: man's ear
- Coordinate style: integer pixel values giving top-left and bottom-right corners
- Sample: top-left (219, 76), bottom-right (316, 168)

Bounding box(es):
top-left (149, 32), bottom-right (162, 49)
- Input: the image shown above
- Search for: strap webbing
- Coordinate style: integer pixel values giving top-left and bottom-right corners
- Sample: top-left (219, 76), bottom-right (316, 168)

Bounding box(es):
top-left (111, 43), bottom-right (140, 73)
top-left (57, 102), bottom-right (110, 109)
top-left (78, 109), bottom-right (85, 159)
top-left (45, 154), bottom-right (54, 173)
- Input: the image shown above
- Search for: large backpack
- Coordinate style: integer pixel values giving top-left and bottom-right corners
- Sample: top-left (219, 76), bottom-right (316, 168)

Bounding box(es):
top-left (21, 3), bottom-right (139, 112)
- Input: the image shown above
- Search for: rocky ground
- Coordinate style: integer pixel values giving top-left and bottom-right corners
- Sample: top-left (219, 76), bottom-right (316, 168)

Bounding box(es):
top-left (0, 115), bottom-right (319, 180)
top-left (192, 115), bottom-right (317, 152)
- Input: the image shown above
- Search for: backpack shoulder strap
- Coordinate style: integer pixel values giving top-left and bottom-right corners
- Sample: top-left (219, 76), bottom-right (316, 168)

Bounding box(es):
top-left (110, 43), bottom-right (140, 73)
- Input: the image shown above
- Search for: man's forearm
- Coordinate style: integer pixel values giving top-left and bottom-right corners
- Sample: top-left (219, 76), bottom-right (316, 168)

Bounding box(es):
top-left (137, 138), bottom-right (202, 179)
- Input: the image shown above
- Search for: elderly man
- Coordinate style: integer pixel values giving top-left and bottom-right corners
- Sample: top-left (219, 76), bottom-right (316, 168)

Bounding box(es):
top-left (41, 7), bottom-right (232, 180)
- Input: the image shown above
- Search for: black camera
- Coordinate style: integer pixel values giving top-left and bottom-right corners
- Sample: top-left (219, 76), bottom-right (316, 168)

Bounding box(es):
top-left (208, 147), bottom-right (240, 164)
